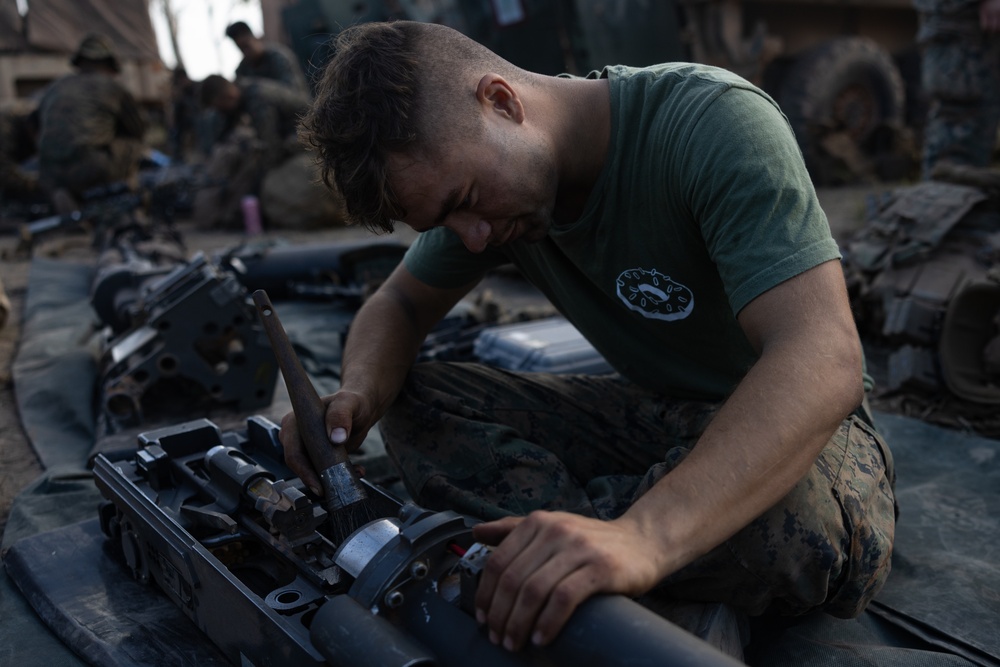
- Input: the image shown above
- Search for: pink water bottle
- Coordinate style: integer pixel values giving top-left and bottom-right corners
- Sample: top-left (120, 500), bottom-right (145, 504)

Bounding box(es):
top-left (241, 195), bottom-right (263, 235)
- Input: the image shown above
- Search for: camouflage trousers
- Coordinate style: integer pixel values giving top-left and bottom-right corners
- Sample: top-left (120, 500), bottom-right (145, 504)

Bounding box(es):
top-left (380, 362), bottom-right (897, 619)
top-left (920, 30), bottom-right (1000, 177)
top-left (39, 139), bottom-right (143, 200)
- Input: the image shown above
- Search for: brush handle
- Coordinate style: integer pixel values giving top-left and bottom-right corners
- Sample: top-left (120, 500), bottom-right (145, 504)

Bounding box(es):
top-left (252, 289), bottom-right (349, 473)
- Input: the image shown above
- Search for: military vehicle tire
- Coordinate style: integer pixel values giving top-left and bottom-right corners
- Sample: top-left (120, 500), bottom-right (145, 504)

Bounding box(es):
top-left (779, 36), bottom-right (906, 185)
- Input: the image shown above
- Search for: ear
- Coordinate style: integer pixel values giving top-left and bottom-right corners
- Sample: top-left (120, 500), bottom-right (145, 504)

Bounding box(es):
top-left (476, 74), bottom-right (525, 124)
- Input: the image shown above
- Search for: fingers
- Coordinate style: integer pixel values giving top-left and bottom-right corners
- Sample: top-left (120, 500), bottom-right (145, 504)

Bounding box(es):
top-left (474, 515), bottom-right (540, 619)
top-left (278, 390), bottom-right (371, 494)
top-left (471, 516), bottom-right (521, 545)
top-left (530, 567), bottom-right (601, 647)
top-left (324, 390), bottom-right (369, 454)
top-left (474, 512), bottom-right (607, 652)
top-left (476, 517), bottom-right (548, 646)
top-left (492, 548), bottom-right (598, 651)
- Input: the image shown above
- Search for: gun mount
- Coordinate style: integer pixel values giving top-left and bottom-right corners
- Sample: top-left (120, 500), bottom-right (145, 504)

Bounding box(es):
top-left (89, 236), bottom-right (415, 434)
top-left (94, 416), bottom-right (744, 667)
top-left (92, 253), bottom-right (278, 431)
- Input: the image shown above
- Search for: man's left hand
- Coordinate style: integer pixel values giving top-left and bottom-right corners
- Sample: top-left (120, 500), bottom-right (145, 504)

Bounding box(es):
top-left (471, 511), bottom-right (666, 652)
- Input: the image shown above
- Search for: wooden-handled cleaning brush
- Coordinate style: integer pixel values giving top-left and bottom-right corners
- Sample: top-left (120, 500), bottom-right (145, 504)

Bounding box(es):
top-left (252, 289), bottom-right (378, 544)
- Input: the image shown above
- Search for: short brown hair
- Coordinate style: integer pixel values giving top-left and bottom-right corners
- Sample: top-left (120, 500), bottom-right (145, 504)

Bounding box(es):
top-left (199, 74), bottom-right (232, 108)
top-left (299, 21), bottom-right (523, 234)
top-left (225, 21), bottom-right (253, 40)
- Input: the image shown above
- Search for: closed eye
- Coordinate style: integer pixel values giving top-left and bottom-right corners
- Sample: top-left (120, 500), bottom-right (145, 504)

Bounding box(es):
top-left (459, 190), bottom-right (473, 210)
top-left (433, 185), bottom-right (472, 225)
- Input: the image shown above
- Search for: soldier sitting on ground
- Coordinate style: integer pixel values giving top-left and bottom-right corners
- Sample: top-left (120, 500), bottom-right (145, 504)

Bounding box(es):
top-left (194, 75), bottom-right (311, 228)
top-left (36, 34), bottom-right (146, 212)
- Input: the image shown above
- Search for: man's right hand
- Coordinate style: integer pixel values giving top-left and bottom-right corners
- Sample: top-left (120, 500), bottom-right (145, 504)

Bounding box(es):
top-left (274, 262), bottom-right (476, 494)
top-left (277, 387), bottom-right (379, 494)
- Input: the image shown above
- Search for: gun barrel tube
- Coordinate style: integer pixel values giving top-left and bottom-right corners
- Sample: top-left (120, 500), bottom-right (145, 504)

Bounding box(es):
top-left (397, 587), bottom-right (744, 667)
top-left (310, 594), bottom-right (437, 667)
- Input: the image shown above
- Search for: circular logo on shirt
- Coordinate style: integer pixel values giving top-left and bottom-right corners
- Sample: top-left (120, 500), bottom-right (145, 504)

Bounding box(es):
top-left (615, 268), bottom-right (694, 321)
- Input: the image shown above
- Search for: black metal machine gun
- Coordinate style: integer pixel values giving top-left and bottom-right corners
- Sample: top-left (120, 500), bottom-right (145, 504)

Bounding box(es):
top-left (93, 415), bottom-right (743, 667)
top-left (93, 289), bottom-right (743, 667)
top-left (16, 165), bottom-right (202, 254)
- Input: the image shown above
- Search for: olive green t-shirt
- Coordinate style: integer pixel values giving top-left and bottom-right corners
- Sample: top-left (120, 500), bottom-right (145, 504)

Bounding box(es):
top-left (404, 63), bottom-right (839, 400)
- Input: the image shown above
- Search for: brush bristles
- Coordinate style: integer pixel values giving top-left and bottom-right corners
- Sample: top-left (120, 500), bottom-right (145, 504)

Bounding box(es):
top-left (327, 498), bottom-right (383, 545)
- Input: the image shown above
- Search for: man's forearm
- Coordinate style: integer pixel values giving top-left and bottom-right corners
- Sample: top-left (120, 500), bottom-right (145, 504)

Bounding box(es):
top-left (338, 287), bottom-right (431, 417)
top-left (622, 260), bottom-right (864, 579)
top-left (338, 266), bottom-right (476, 419)
top-left (624, 338), bottom-right (862, 576)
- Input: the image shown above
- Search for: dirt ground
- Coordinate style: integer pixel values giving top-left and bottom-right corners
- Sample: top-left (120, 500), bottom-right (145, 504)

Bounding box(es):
top-left (0, 184), bottom-right (886, 538)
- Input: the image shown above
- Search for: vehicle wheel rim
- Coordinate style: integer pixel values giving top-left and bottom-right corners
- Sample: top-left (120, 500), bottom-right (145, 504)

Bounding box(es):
top-left (832, 83), bottom-right (878, 143)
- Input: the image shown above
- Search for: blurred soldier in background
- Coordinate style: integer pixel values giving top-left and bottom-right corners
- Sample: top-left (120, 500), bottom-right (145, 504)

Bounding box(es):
top-left (36, 34), bottom-right (146, 211)
top-left (200, 75), bottom-right (309, 166)
top-left (194, 75), bottom-right (311, 227)
top-left (225, 21), bottom-right (310, 96)
top-left (168, 67), bottom-right (201, 163)
top-left (915, 0), bottom-right (1000, 178)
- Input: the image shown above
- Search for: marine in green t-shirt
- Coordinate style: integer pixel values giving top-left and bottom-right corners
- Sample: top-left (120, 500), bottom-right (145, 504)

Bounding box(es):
top-left (290, 20), bottom-right (896, 656)
top-left (403, 63), bottom-right (840, 400)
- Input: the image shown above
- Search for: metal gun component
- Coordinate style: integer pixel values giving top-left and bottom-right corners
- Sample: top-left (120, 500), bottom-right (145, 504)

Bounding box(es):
top-left (206, 445), bottom-right (327, 544)
top-left (17, 181), bottom-right (144, 253)
top-left (218, 239), bottom-right (407, 302)
top-left (94, 253), bottom-right (278, 431)
top-left (95, 415), bottom-right (745, 667)
top-left (89, 236), bottom-right (410, 435)
top-left (17, 166), bottom-right (204, 254)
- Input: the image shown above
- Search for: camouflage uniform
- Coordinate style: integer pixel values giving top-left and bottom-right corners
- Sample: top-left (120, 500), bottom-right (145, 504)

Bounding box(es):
top-left (237, 79), bottom-right (311, 164)
top-left (194, 79), bottom-right (311, 227)
top-left (36, 71), bottom-right (146, 198)
top-left (381, 362), bottom-right (897, 619)
top-left (235, 42), bottom-right (310, 97)
top-left (914, 0), bottom-right (1000, 177)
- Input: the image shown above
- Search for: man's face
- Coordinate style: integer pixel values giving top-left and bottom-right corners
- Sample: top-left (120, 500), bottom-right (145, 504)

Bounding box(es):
top-left (387, 120), bottom-right (557, 253)
top-left (214, 84), bottom-right (241, 113)
top-left (234, 34), bottom-right (264, 60)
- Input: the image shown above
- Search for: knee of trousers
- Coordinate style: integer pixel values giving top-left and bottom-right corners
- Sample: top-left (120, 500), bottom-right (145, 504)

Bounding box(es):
top-left (699, 416), bottom-right (897, 618)
top-left (379, 362), bottom-right (499, 489)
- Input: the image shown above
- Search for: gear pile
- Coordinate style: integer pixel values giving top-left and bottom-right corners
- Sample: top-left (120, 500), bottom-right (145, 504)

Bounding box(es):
top-left (843, 178), bottom-right (1000, 436)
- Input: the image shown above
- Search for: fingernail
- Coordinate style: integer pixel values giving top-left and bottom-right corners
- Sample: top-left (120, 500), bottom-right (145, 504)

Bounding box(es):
top-left (503, 636), bottom-right (514, 652)
top-left (475, 609), bottom-right (485, 625)
top-left (309, 485), bottom-right (321, 496)
top-left (532, 631), bottom-right (544, 646)
top-left (488, 630), bottom-right (499, 645)
top-left (330, 427), bottom-right (347, 443)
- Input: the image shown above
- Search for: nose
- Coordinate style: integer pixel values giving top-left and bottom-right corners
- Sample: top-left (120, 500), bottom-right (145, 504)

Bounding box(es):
top-left (452, 217), bottom-right (492, 254)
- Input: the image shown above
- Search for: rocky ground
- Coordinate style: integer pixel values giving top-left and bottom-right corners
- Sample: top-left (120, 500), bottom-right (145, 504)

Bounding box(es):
top-left (0, 184), bottom-right (885, 537)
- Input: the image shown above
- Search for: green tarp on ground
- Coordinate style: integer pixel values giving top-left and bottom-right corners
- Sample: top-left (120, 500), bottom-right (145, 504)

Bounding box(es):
top-left (2, 256), bottom-right (998, 667)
